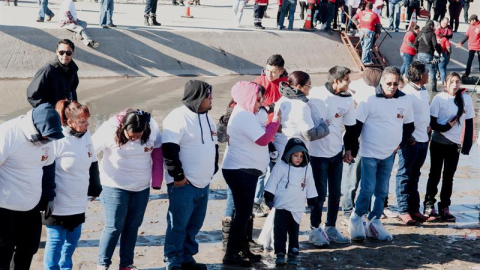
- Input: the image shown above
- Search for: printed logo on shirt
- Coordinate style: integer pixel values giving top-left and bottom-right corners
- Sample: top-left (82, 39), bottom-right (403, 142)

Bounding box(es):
top-left (335, 107), bottom-right (347, 118)
top-left (41, 146), bottom-right (51, 162)
top-left (396, 108), bottom-right (405, 119)
top-left (86, 144), bottom-right (93, 158)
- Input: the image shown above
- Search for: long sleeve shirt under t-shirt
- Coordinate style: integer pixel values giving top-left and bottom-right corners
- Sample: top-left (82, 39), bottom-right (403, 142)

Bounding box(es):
top-left (52, 129), bottom-right (97, 216)
top-left (92, 116), bottom-right (162, 191)
top-left (0, 110), bottom-right (56, 211)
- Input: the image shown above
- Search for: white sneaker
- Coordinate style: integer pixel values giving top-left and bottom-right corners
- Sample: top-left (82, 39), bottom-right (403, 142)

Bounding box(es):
top-left (348, 212), bottom-right (366, 242)
top-left (367, 217), bottom-right (393, 241)
top-left (308, 226), bottom-right (330, 247)
top-left (383, 207), bottom-right (398, 218)
top-left (324, 226), bottom-right (350, 244)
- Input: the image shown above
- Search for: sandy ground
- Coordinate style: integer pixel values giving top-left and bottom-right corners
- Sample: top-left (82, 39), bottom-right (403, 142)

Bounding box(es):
top-left (1, 75), bottom-right (480, 269)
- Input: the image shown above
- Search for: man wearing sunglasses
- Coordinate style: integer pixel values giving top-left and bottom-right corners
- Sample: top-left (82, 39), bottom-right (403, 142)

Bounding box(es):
top-left (348, 66), bottom-right (414, 242)
top-left (0, 103), bottom-right (64, 270)
top-left (27, 39), bottom-right (79, 108)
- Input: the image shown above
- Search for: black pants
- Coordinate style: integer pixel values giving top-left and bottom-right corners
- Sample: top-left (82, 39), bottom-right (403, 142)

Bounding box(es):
top-left (432, 6), bottom-right (446, 22)
top-left (254, 4), bottom-right (268, 25)
top-left (273, 209), bottom-right (299, 255)
top-left (465, 50), bottom-right (480, 77)
top-left (223, 169), bottom-right (258, 252)
top-left (406, 4), bottom-right (420, 21)
top-left (424, 140), bottom-right (460, 209)
top-left (0, 207), bottom-right (42, 270)
top-left (448, 1), bottom-right (462, 31)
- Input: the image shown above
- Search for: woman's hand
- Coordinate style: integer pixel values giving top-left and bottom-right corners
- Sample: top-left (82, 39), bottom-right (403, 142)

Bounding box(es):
top-left (448, 116), bottom-right (459, 127)
top-left (273, 109), bottom-right (282, 123)
top-left (174, 178), bottom-right (190, 187)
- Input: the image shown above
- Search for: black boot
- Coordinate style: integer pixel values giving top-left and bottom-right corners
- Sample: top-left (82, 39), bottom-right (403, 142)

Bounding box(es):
top-left (223, 249), bottom-right (252, 267)
top-left (222, 218), bottom-right (231, 251)
top-left (150, 14), bottom-right (161, 26)
top-left (144, 14), bottom-right (151, 26)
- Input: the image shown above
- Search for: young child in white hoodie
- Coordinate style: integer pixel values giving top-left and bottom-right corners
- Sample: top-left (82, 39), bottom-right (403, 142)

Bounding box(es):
top-left (264, 138), bottom-right (318, 266)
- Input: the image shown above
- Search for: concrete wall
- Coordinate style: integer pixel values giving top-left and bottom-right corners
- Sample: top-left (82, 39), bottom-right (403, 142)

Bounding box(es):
top-left (0, 26), bottom-right (358, 79)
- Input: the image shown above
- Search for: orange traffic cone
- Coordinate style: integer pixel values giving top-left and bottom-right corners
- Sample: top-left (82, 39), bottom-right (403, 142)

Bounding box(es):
top-left (181, 1), bottom-right (193, 18)
top-left (401, 6), bottom-right (406, 22)
top-left (407, 10), bottom-right (417, 31)
top-left (301, 3), bottom-right (315, 31)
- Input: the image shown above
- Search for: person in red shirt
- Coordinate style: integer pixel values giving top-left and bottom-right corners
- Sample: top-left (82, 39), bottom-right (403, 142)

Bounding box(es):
top-left (253, 0), bottom-right (268, 29)
top-left (400, 24), bottom-right (420, 77)
top-left (353, 2), bottom-right (381, 65)
top-left (456, 14), bottom-right (480, 78)
top-left (438, 36), bottom-right (452, 83)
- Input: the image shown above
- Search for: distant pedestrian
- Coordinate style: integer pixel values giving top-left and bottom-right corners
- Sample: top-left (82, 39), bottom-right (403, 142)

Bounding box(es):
top-left (448, 0), bottom-right (462, 32)
top-left (27, 39), bottom-right (79, 108)
top-left (37, 0), bottom-right (55, 22)
top-left (456, 15), bottom-right (480, 78)
top-left (254, 0), bottom-right (268, 29)
top-left (388, 0), bottom-right (401, 31)
top-left (414, 20), bottom-right (442, 92)
top-left (59, 0), bottom-right (99, 48)
top-left (144, 0), bottom-right (161, 26)
top-left (278, 0), bottom-right (297, 30)
top-left (432, 0), bottom-right (448, 21)
top-left (99, 0), bottom-right (116, 28)
top-left (233, 0), bottom-right (249, 27)
top-left (400, 24), bottom-right (420, 77)
top-left (353, 2), bottom-right (382, 65)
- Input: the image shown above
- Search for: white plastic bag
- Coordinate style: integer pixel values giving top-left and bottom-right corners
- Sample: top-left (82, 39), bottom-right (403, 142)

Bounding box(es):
top-left (257, 207), bottom-right (275, 250)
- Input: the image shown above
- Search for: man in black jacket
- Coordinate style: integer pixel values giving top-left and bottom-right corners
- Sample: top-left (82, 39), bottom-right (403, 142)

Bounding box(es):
top-left (27, 39), bottom-right (79, 108)
top-left (414, 20), bottom-right (442, 92)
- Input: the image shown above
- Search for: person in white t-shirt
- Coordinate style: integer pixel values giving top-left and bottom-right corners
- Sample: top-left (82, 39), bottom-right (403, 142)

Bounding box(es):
top-left (0, 103), bottom-right (64, 270)
top-left (348, 66), bottom-right (414, 242)
top-left (93, 109), bottom-right (163, 270)
top-left (395, 62), bottom-right (436, 226)
top-left (307, 66), bottom-right (357, 245)
top-left (264, 138), bottom-right (318, 266)
top-left (43, 100), bottom-right (102, 270)
top-left (423, 72), bottom-right (474, 222)
top-left (162, 80), bottom-right (218, 270)
top-left (222, 81), bottom-right (281, 267)
top-left (59, 0), bottom-right (99, 48)
top-left (274, 71), bottom-right (330, 162)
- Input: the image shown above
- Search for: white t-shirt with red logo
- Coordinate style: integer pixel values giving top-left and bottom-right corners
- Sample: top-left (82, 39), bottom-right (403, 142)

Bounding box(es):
top-left (0, 111), bottom-right (56, 211)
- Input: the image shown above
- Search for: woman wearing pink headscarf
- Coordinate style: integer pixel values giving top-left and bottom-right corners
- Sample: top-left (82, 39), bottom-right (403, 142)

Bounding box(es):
top-left (221, 81), bottom-right (281, 267)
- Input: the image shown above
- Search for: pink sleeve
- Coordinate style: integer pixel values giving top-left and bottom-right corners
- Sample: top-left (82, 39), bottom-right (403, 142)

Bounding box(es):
top-left (255, 121), bottom-right (280, 146)
top-left (151, 147), bottom-right (164, 189)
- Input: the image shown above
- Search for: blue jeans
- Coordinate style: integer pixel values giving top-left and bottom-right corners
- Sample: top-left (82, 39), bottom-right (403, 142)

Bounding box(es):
top-left (400, 52), bottom-right (415, 77)
top-left (97, 186), bottom-right (150, 268)
top-left (417, 52), bottom-right (437, 92)
top-left (324, 2), bottom-right (335, 31)
top-left (361, 29), bottom-right (375, 64)
top-left (99, 0), bottom-right (114, 26)
top-left (355, 153), bottom-right (395, 220)
top-left (224, 186), bottom-right (235, 217)
top-left (438, 52), bottom-right (450, 84)
top-left (144, 0), bottom-right (158, 14)
top-left (388, 2), bottom-right (401, 29)
top-left (310, 152), bottom-right (344, 227)
top-left (341, 156), bottom-right (362, 218)
top-left (254, 161), bottom-right (274, 205)
top-left (164, 183), bottom-right (209, 269)
top-left (38, 0), bottom-right (54, 19)
top-left (44, 225), bottom-right (82, 270)
top-left (395, 142), bottom-right (429, 214)
top-left (278, 0), bottom-right (297, 30)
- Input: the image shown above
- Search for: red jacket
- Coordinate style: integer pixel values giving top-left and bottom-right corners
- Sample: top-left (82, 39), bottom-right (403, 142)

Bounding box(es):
top-left (353, 9), bottom-right (380, 32)
top-left (400, 31), bottom-right (417, 56)
top-left (439, 37), bottom-right (451, 54)
top-left (253, 74), bottom-right (288, 123)
top-left (255, 0), bottom-right (268, 5)
top-left (466, 21), bottom-right (480, 51)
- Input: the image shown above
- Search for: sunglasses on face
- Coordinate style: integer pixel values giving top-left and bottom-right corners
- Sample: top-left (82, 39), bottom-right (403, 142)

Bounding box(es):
top-left (385, 82), bottom-right (399, 87)
top-left (58, 50), bottom-right (73, 56)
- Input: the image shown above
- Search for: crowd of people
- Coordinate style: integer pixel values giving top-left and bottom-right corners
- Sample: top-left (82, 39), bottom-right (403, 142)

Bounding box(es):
top-left (0, 35), bottom-right (478, 270)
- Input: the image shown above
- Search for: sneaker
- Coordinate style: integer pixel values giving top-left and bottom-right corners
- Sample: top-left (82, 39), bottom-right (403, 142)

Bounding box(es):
top-left (424, 207), bottom-right (440, 218)
top-left (275, 253), bottom-right (286, 266)
top-left (395, 28), bottom-right (399, 32)
top-left (439, 207), bottom-right (456, 222)
top-left (101, 24), bottom-right (109, 28)
top-left (289, 247), bottom-right (299, 256)
top-left (383, 207), bottom-right (399, 218)
top-left (36, 17), bottom-right (44, 22)
top-left (181, 260), bottom-right (207, 270)
top-left (397, 213), bottom-right (418, 226)
top-left (411, 212), bottom-right (436, 222)
top-left (46, 13), bottom-right (54, 21)
top-left (119, 265), bottom-right (138, 270)
top-left (253, 203), bottom-right (266, 218)
top-left (348, 212), bottom-right (366, 242)
top-left (89, 41), bottom-right (100, 48)
top-left (367, 217), bottom-right (393, 241)
top-left (287, 254), bottom-right (297, 265)
top-left (249, 240), bottom-right (264, 252)
top-left (324, 226), bottom-right (350, 243)
top-left (107, 23), bottom-right (117, 27)
top-left (363, 62), bottom-right (374, 66)
top-left (97, 266), bottom-right (109, 270)
top-left (308, 226), bottom-right (330, 247)
top-left (254, 25), bottom-right (265, 30)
